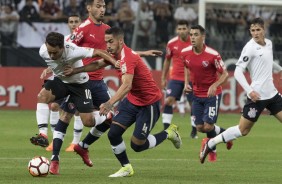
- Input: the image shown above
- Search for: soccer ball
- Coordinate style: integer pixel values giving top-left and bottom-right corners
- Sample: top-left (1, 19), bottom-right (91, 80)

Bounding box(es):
top-left (28, 156), bottom-right (50, 177)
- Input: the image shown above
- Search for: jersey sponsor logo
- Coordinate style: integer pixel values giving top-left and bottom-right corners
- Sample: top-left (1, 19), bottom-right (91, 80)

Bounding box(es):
top-left (70, 34), bottom-right (76, 40)
top-left (173, 46), bottom-right (178, 50)
top-left (185, 59), bottom-right (190, 65)
top-left (247, 107), bottom-right (257, 118)
top-left (202, 61), bottom-right (209, 67)
top-left (243, 56), bottom-right (249, 62)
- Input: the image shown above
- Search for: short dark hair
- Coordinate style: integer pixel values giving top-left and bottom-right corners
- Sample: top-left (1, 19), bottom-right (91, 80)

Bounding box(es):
top-left (190, 25), bottom-right (206, 35)
top-left (105, 27), bottom-right (124, 38)
top-left (250, 17), bottom-right (264, 28)
top-left (45, 32), bottom-right (64, 48)
top-left (177, 20), bottom-right (189, 27)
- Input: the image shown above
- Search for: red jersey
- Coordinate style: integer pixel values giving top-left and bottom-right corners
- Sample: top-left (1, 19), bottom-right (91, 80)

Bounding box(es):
top-left (116, 44), bottom-right (162, 106)
top-left (67, 18), bottom-right (110, 80)
top-left (181, 45), bottom-right (226, 97)
top-left (165, 36), bottom-right (190, 81)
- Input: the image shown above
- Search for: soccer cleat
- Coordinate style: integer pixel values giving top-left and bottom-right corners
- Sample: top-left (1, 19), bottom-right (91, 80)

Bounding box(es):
top-left (190, 128), bottom-right (198, 139)
top-left (49, 160), bottom-right (59, 175)
top-left (108, 164), bottom-right (134, 178)
top-left (199, 138), bottom-right (212, 164)
top-left (65, 143), bottom-right (75, 152)
top-left (73, 144), bottom-right (93, 167)
top-left (208, 151), bottom-right (217, 162)
top-left (166, 124), bottom-right (182, 149)
top-left (45, 141), bottom-right (53, 151)
top-left (30, 133), bottom-right (49, 147)
top-left (226, 141), bottom-right (233, 150)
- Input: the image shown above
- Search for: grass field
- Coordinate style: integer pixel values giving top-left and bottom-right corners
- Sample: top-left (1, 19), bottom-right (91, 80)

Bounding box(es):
top-left (1, 110), bottom-right (282, 184)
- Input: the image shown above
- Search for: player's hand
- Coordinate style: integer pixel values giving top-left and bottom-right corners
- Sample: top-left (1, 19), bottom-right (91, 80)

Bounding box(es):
top-left (40, 67), bottom-right (52, 79)
top-left (207, 84), bottom-right (217, 97)
top-left (63, 65), bottom-right (74, 76)
top-left (115, 60), bottom-right (121, 69)
top-left (249, 91), bottom-right (260, 102)
top-left (184, 84), bottom-right (192, 93)
top-left (99, 101), bottom-right (113, 116)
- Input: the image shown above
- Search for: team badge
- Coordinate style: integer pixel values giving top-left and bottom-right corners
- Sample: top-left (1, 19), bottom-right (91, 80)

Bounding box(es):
top-left (247, 107), bottom-right (257, 118)
top-left (243, 56), bottom-right (249, 62)
top-left (68, 102), bottom-right (75, 110)
top-left (202, 61), bottom-right (209, 67)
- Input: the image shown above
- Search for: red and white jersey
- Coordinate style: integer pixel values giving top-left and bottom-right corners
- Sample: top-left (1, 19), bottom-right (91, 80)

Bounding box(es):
top-left (67, 17), bottom-right (110, 80)
top-left (181, 45), bottom-right (225, 97)
top-left (39, 42), bottom-right (92, 84)
top-left (116, 44), bottom-right (162, 106)
top-left (165, 36), bottom-right (191, 81)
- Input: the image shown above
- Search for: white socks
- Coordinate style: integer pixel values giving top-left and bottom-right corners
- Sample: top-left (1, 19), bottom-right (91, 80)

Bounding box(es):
top-left (50, 110), bottom-right (59, 132)
top-left (93, 111), bottom-right (107, 126)
top-left (208, 125), bottom-right (242, 148)
top-left (72, 115), bottom-right (83, 144)
top-left (36, 103), bottom-right (50, 136)
top-left (162, 113), bottom-right (173, 124)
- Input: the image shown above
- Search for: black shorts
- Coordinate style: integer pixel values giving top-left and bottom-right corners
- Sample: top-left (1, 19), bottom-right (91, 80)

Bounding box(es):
top-left (242, 93), bottom-right (282, 122)
top-left (44, 77), bottom-right (94, 113)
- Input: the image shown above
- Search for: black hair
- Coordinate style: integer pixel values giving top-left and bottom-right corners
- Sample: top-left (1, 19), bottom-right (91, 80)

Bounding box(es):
top-left (177, 20), bottom-right (189, 27)
top-left (105, 27), bottom-right (124, 38)
top-left (250, 17), bottom-right (264, 28)
top-left (190, 25), bottom-right (206, 35)
top-left (45, 32), bottom-right (64, 48)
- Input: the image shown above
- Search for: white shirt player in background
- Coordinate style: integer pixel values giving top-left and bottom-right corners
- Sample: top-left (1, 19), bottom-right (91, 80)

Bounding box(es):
top-left (34, 15), bottom-right (83, 152)
top-left (200, 17), bottom-right (282, 164)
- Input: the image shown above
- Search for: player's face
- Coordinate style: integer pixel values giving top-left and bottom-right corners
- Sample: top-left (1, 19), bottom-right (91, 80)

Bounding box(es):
top-left (105, 34), bottom-right (122, 55)
top-left (190, 29), bottom-right (205, 48)
top-left (68, 16), bottom-right (81, 32)
top-left (46, 43), bottom-right (64, 60)
top-left (250, 23), bottom-right (265, 45)
top-left (87, 0), bottom-right (106, 22)
top-left (176, 25), bottom-right (189, 40)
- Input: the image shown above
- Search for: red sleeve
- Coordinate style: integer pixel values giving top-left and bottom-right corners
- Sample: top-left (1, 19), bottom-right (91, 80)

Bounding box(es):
top-left (165, 42), bottom-right (173, 60)
top-left (214, 54), bottom-right (225, 73)
top-left (70, 26), bottom-right (87, 45)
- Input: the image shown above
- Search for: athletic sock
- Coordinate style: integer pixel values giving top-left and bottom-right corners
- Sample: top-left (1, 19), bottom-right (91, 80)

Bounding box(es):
top-left (52, 120), bottom-right (69, 161)
top-left (72, 115), bottom-right (83, 144)
top-left (36, 103), bottom-right (50, 136)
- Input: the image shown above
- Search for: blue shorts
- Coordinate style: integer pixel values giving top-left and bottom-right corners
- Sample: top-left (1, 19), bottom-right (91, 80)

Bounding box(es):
top-left (166, 80), bottom-right (193, 102)
top-left (88, 80), bottom-right (111, 109)
top-left (113, 98), bottom-right (161, 140)
top-left (61, 80), bottom-right (110, 114)
top-left (192, 94), bottom-right (222, 125)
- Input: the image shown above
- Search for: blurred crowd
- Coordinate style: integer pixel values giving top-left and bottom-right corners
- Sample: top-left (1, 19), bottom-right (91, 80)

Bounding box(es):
top-left (0, 0), bottom-right (282, 54)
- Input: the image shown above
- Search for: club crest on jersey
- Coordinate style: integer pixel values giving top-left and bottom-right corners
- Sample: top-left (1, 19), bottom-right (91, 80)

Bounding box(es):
top-left (243, 56), bottom-right (249, 62)
top-left (248, 107), bottom-right (257, 118)
top-left (202, 61), bottom-right (209, 67)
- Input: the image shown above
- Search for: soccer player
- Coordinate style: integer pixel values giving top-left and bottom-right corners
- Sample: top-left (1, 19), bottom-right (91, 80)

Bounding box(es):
top-left (161, 20), bottom-right (197, 138)
top-left (182, 25), bottom-right (231, 162)
top-left (63, 0), bottom-right (163, 169)
top-left (199, 17), bottom-right (282, 164)
top-left (64, 27), bottom-right (182, 177)
top-left (36, 32), bottom-right (117, 175)
top-left (31, 15), bottom-right (84, 152)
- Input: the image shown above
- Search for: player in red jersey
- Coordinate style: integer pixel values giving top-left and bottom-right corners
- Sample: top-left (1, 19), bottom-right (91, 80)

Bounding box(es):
top-left (63, 27), bottom-right (182, 177)
top-left (181, 25), bottom-right (231, 162)
top-left (161, 20), bottom-right (197, 138)
top-left (54, 0), bottom-right (163, 172)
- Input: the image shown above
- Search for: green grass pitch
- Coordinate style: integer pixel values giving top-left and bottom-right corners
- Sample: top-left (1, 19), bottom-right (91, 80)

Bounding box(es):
top-left (1, 110), bottom-right (282, 184)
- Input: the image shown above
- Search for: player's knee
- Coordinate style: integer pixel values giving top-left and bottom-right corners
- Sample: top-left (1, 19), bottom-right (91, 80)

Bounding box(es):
top-left (196, 126), bottom-right (205, 133)
top-left (130, 141), bottom-right (145, 152)
top-left (50, 103), bottom-right (60, 111)
top-left (107, 128), bottom-right (120, 142)
top-left (165, 97), bottom-right (175, 106)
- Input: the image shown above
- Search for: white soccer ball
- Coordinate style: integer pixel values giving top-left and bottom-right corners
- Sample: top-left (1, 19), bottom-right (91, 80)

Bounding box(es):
top-left (28, 156), bottom-right (50, 177)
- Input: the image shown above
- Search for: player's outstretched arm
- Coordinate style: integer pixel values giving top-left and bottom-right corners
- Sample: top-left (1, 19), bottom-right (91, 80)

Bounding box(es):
top-left (93, 49), bottom-right (117, 66)
top-left (136, 50), bottom-right (163, 57)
